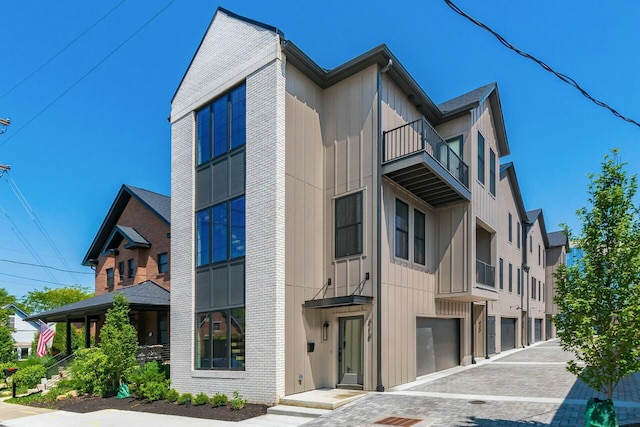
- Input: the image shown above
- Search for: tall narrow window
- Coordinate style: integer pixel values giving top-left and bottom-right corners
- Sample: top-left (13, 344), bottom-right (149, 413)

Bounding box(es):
top-left (414, 210), bottom-right (426, 265)
top-left (517, 268), bottom-right (521, 294)
top-left (127, 259), bottom-right (134, 279)
top-left (532, 277), bottom-right (537, 299)
top-left (489, 148), bottom-right (496, 195)
top-left (106, 268), bottom-right (114, 289)
top-left (538, 244), bottom-right (541, 265)
top-left (335, 192), bottom-right (363, 258)
top-left (530, 235), bottom-right (533, 253)
top-left (517, 222), bottom-right (521, 249)
top-left (499, 258), bottom-right (504, 289)
top-left (118, 261), bottom-right (125, 281)
top-left (158, 252), bottom-right (168, 274)
top-left (508, 263), bottom-right (513, 292)
top-left (508, 213), bottom-right (513, 243)
top-left (395, 199), bottom-right (409, 260)
top-left (477, 132), bottom-right (485, 184)
top-left (196, 209), bottom-right (211, 266)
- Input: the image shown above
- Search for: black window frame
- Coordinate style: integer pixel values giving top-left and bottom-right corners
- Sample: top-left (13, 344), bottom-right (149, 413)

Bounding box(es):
top-left (489, 148), bottom-right (496, 195)
top-left (517, 267), bottom-right (521, 294)
top-left (106, 268), bottom-right (114, 289)
top-left (532, 277), bottom-right (537, 299)
top-left (195, 308), bottom-right (245, 371)
top-left (517, 222), bottom-right (521, 249)
top-left (499, 258), bottom-right (504, 290)
top-left (508, 262), bottom-right (513, 292)
top-left (414, 209), bottom-right (426, 265)
top-left (395, 199), bottom-right (409, 260)
top-left (508, 213), bottom-right (513, 243)
top-left (127, 258), bottom-right (134, 279)
top-left (335, 191), bottom-right (363, 259)
top-left (158, 252), bottom-right (169, 274)
top-left (477, 132), bottom-right (485, 184)
top-left (197, 196), bottom-right (246, 266)
top-left (118, 261), bottom-right (125, 281)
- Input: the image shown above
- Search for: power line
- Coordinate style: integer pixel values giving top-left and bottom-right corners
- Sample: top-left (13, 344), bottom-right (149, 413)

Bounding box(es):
top-left (0, 272), bottom-right (67, 287)
top-left (443, 0), bottom-right (640, 128)
top-left (0, 0), bottom-right (177, 146)
top-left (0, 1), bottom-right (127, 101)
top-left (0, 258), bottom-right (93, 275)
top-left (4, 172), bottom-right (81, 283)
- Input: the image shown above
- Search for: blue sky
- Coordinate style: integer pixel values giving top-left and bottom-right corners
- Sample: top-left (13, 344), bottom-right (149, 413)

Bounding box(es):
top-left (1, 1), bottom-right (639, 299)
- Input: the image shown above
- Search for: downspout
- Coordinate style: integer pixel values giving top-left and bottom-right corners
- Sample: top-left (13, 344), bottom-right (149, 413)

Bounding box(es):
top-left (470, 302), bottom-right (476, 364)
top-left (376, 58), bottom-right (392, 393)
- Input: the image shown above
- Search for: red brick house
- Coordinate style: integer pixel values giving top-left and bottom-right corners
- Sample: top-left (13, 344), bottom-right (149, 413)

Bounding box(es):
top-left (26, 185), bottom-right (171, 355)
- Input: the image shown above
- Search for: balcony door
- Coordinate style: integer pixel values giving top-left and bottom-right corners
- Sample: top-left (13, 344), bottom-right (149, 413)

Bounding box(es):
top-left (338, 316), bottom-right (363, 389)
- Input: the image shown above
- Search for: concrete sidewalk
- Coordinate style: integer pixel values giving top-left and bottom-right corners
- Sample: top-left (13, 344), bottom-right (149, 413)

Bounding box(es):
top-left (0, 401), bottom-right (308, 427)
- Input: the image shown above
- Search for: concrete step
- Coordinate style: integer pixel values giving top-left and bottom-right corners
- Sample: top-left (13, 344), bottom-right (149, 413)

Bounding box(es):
top-left (267, 405), bottom-right (330, 418)
top-left (279, 389), bottom-right (368, 410)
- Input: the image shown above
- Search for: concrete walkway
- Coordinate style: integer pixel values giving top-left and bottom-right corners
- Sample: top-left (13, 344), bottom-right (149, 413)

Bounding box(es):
top-left (303, 340), bottom-right (640, 426)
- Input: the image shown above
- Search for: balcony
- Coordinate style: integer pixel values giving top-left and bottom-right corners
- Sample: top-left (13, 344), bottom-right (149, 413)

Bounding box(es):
top-left (476, 259), bottom-right (495, 288)
top-left (382, 118), bottom-right (471, 207)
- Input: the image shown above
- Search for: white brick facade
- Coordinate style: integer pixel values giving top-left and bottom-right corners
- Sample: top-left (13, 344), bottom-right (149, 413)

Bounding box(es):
top-left (170, 9), bottom-right (285, 404)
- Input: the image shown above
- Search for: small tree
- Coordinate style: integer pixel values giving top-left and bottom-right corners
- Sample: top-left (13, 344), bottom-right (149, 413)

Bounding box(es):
top-left (0, 308), bottom-right (15, 363)
top-left (99, 293), bottom-right (138, 390)
top-left (555, 150), bottom-right (640, 403)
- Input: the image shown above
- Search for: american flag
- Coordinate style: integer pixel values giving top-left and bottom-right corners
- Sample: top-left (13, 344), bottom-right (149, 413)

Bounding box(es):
top-left (36, 322), bottom-right (56, 357)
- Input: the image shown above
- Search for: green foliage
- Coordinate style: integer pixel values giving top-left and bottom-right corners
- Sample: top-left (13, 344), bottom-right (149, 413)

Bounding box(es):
top-left (177, 392), bottom-right (193, 405)
top-left (211, 392), bottom-right (228, 407)
top-left (166, 388), bottom-right (179, 403)
top-left (52, 324), bottom-right (84, 354)
top-left (42, 380), bottom-right (75, 402)
top-left (554, 150), bottom-right (640, 401)
top-left (140, 381), bottom-right (169, 401)
top-left (229, 390), bottom-right (247, 410)
top-left (127, 361), bottom-right (166, 394)
top-left (0, 326), bottom-right (15, 363)
top-left (99, 293), bottom-right (138, 390)
top-left (12, 364), bottom-right (46, 389)
top-left (70, 348), bottom-right (111, 396)
top-left (0, 289), bottom-right (17, 307)
top-left (6, 392), bottom-right (49, 406)
top-left (192, 392), bottom-right (209, 406)
top-left (20, 286), bottom-right (92, 315)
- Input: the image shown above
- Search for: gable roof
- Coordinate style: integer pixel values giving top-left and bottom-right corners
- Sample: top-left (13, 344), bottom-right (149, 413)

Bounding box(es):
top-left (2, 304), bottom-right (39, 329)
top-left (547, 231), bottom-right (569, 250)
top-left (526, 208), bottom-right (550, 248)
top-left (439, 83), bottom-right (510, 157)
top-left (82, 185), bottom-right (170, 266)
top-left (499, 162), bottom-right (527, 222)
top-left (24, 281), bottom-right (169, 323)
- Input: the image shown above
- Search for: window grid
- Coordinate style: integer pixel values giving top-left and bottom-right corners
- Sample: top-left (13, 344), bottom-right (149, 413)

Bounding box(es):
top-left (395, 199), bottom-right (409, 260)
top-left (335, 192), bottom-right (363, 258)
top-left (414, 209), bottom-right (426, 265)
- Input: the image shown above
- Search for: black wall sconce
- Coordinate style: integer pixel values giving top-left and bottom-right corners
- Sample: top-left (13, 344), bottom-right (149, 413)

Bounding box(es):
top-left (322, 321), bottom-right (329, 341)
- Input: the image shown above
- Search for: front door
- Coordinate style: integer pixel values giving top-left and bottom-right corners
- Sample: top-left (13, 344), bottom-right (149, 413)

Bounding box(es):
top-left (338, 316), bottom-right (363, 388)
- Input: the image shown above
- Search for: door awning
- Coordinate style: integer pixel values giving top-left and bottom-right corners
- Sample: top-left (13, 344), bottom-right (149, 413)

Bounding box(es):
top-left (304, 295), bottom-right (373, 309)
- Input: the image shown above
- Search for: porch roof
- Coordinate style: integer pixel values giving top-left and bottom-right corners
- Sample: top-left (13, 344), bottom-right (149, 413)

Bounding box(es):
top-left (24, 281), bottom-right (169, 323)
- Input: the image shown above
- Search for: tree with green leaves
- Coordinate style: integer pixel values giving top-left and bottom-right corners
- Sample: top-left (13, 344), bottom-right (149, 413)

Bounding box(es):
top-left (20, 285), bottom-right (92, 314)
top-left (0, 306), bottom-right (15, 363)
top-left (554, 150), bottom-right (640, 406)
top-left (100, 293), bottom-right (138, 390)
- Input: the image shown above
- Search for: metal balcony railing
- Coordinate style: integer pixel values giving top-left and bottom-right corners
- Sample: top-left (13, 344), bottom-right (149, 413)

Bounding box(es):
top-left (476, 259), bottom-right (495, 287)
top-left (383, 118), bottom-right (469, 188)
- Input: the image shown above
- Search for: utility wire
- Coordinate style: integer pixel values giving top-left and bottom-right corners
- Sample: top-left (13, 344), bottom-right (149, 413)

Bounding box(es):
top-left (0, 0), bottom-right (127, 101)
top-left (0, 258), bottom-right (93, 275)
top-left (443, 0), bottom-right (640, 128)
top-left (0, 272), bottom-right (67, 287)
top-left (0, 0), bottom-right (177, 146)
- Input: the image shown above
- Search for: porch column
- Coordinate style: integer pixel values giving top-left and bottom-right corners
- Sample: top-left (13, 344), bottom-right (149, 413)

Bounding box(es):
top-left (65, 320), bottom-right (72, 355)
top-left (85, 316), bottom-right (91, 348)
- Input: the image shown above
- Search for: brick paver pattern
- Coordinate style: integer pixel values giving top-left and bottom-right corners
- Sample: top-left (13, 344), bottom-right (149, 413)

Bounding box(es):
top-left (303, 341), bottom-right (640, 426)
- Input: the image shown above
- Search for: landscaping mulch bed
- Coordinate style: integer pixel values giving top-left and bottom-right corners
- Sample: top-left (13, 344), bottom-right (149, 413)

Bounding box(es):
top-left (29, 395), bottom-right (268, 422)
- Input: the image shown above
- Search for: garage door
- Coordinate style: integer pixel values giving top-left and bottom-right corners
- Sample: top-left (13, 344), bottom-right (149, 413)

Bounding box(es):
top-left (500, 318), bottom-right (516, 351)
top-left (416, 318), bottom-right (460, 376)
top-left (534, 319), bottom-right (542, 342)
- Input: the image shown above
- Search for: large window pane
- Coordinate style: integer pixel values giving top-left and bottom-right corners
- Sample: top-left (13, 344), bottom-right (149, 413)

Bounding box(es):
top-left (335, 192), bottom-right (363, 258)
top-left (213, 97), bottom-right (228, 158)
top-left (197, 107), bottom-right (211, 164)
top-left (196, 313), bottom-right (211, 369)
top-left (229, 308), bottom-right (245, 369)
top-left (212, 311), bottom-right (229, 368)
top-left (212, 203), bottom-right (227, 263)
top-left (230, 84), bottom-right (246, 150)
top-left (477, 132), bottom-right (485, 184)
top-left (489, 148), bottom-right (496, 195)
top-left (196, 209), bottom-right (210, 266)
top-left (230, 197), bottom-right (246, 258)
top-left (414, 210), bottom-right (425, 265)
top-left (395, 199), bottom-right (409, 259)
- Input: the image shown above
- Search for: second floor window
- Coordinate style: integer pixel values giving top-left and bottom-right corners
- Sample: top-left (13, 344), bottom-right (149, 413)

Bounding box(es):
top-left (197, 196), bottom-right (246, 266)
top-left (508, 213), bottom-right (513, 243)
top-left (517, 268), bottom-right (521, 294)
top-left (508, 263), bottom-right (513, 292)
top-left (335, 192), bottom-right (363, 258)
top-left (517, 222), bottom-right (521, 249)
top-left (477, 132), bottom-right (485, 184)
top-left (499, 258), bottom-right (504, 289)
top-left (395, 199), bottom-right (409, 260)
top-left (118, 261), bottom-right (124, 281)
top-left (158, 252), bottom-right (168, 274)
top-left (107, 268), bottom-right (114, 288)
top-left (414, 210), bottom-right (426, 265)
top-left (489, 148), bottom-right (496, 196)
top-left (127, 259), bottom-right (134, 279)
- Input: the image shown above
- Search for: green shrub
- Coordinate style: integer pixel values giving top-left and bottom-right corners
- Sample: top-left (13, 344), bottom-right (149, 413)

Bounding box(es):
top-left (177, 393), bottom-right (193, 405)
top-left (192, 392), bottom-right (209, 406)
top-left (12, 364), bottom-right (46, 389)
top-left (230, 390), bottom-right (247, 410)
top-left (43, 381), bottom-right (75, 402)
top-left (166, 388), bottom-right (179, 403)
top-left (211, 392), bottom-right (228, 407)
top-left (70, 348), bottom-right (111, 396)
top-left (127, 361), bottom-right (166, 395)
top-left (140, 381), bottom-right (168, 401)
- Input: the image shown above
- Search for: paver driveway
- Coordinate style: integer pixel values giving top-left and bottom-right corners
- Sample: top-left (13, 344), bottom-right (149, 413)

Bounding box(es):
top-left (303, 340), bottom-right (640, 426)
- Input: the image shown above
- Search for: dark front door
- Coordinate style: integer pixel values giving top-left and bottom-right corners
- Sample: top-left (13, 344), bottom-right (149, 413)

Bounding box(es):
top-left (338, 317), bottom-right (363, 388)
